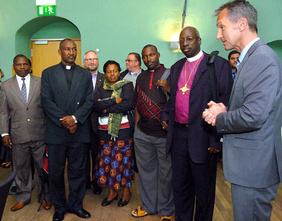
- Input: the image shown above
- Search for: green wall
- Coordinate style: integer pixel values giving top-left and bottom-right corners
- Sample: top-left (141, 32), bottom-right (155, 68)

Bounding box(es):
top-left (0, 0), bottom-right (281, 80)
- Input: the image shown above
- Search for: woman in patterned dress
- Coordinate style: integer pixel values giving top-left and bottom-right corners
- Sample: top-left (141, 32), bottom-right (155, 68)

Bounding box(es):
top-left (93, 60), bottom-right (135, 207)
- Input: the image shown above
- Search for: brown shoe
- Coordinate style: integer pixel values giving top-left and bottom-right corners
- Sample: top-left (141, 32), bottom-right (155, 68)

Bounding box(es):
top-left (11, 202), bottom-right (29, 211)
top-left (42, 200), bottom-right (52, 210)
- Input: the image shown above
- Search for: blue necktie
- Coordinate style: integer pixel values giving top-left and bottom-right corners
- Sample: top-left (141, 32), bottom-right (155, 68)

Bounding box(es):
top-left (21, 77), bottom-right (27, 103)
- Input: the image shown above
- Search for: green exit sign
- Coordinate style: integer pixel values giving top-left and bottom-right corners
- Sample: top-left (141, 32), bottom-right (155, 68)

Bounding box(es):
top-left (37, 5), bottom-right (56, 16)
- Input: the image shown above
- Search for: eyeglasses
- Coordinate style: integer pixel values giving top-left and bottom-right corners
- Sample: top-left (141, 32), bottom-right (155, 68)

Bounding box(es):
top-left (84, 58), bottom-right (98, 62)
top-left (125, 59), bottom-right (137, 62)
top-left (179, 37), bottom-right (198, 44)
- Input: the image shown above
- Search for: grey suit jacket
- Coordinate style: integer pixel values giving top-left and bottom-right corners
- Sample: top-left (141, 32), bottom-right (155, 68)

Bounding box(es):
top-left (0, 75), bottom-right (46, 144)
top-left (216, 39), bottom-right (282, 188)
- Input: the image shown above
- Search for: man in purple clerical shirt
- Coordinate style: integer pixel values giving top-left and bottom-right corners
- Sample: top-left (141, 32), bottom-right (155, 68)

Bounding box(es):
top-left (161, 26), bottom-right (233, 221)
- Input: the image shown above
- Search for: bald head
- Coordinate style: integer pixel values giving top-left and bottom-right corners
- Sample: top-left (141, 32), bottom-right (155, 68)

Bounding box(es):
top-left (179, 26), bottom-right (202, 58)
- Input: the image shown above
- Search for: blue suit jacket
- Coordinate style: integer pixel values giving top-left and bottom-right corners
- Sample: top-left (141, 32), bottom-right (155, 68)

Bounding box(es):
top-left (41, 63), bottom-right (94, 144)
top-left (216, 39), bottom-right (282, 188)
top-left (161, 52), bottom-right (233, 163)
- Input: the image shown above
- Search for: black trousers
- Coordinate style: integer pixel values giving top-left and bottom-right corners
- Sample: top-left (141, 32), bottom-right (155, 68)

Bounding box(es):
top-left (86, 130), bottom-right (100, 186)
top-left (48, 142), bottom-right (87, 213)
top-left (171, 124), bottom-right (217, 221)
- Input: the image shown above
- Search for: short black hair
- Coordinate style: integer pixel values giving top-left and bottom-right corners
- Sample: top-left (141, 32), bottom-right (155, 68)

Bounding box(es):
top-left (13, 54), bottom-right (31, 66)
top-left (103, 60), bottom-right (121, 73)
top-left (59, 38), bottom-right (76, 49)
top-left (142, 44), bottom-right (158, 53)
top-left (228, 50), bottom-right (240, 60)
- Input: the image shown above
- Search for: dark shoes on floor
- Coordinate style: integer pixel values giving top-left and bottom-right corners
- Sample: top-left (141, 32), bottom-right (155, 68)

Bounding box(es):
top-left (101, 193), bottom-right (118, 206)
top-left (118, 192), bottom-right (131, 207)
top-left (93, 183), bottom-right (102, 195)
top-left (9, 185), bottom-right (16, 195)
top-left (118, 198), bottom-right (130, 207)
top-left (69, 208), bottom-right (91, 219)
top-left (53, 212), bottom-right (65, 221)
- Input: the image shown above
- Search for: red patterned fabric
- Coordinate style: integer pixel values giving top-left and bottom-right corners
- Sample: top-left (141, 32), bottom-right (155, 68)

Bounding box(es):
top-left (136, 86), bottom-right (163, 121)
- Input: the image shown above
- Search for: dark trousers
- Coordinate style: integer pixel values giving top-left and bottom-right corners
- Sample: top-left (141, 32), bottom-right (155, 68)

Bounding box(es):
top-left (171, 124), bottom-right (217, 221)
top-left (48, 142), bottom-right (87, 213)
top-left (86, 130), bottom-right (99, 186)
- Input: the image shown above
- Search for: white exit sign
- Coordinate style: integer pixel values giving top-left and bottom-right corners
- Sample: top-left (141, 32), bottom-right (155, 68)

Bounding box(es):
top-left (37, 5), bottom-right (56, 16)
top-left (36, 0), bottom-right (56, 16)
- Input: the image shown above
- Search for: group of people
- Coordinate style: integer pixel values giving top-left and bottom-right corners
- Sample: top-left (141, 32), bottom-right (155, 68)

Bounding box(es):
top-left (0, 1), bottom-right (281, 221)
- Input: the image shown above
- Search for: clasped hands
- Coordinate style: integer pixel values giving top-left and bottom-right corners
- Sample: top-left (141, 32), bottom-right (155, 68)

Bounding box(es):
top-left (202, 101), bottom-right (227, 126)
top-left (60, 116), bottom-right (77, 134)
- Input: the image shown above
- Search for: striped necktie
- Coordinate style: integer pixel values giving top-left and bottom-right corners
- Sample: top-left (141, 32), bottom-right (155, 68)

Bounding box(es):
top-left (21, 77), bottom-right (27, 103)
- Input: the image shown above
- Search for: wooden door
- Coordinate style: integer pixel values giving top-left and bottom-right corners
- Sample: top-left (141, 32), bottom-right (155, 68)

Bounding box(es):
top-left (30, 39), bottom-right (81, 77)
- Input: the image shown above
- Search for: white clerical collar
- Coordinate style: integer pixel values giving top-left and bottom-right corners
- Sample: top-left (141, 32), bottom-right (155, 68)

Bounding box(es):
top-left (186, 50), bottom-right (203, 62)
top-left (66, 65), bottom-right (71, 70)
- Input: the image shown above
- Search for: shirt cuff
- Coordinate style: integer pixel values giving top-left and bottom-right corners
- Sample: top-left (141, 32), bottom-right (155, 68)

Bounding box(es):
top-left (72, 115), bottom-right (78, 124)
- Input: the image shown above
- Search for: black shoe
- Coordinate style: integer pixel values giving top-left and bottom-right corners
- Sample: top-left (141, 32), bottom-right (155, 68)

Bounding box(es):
top-left (69, 208), bottom-right (91, 219)
top-left (118, 198), bottom-right (130, 207)
top-left (101, 193), bottom-right (118, 207)
top-left (53, 212), bottom-right (65, 221)
top-left (9, 186), bottom-right (16, 195)
top-left (93, 184), bottom-right (102, 195)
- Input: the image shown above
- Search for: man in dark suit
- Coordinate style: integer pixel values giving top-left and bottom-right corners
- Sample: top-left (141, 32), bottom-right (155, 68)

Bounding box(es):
top-left (203, 1), bottom-right (282, 220)
top-left (41, 39), bottom-right (93, 221)
top-left (0, 55), bottom-right (51, 211)
top-left (161, 27), bottom-right (233, 220)
top-left (83, 50), bottom-right (104, 194)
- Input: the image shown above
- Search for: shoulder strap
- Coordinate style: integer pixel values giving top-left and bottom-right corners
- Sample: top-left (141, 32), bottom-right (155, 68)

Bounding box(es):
top-left (207, 51), bottom-right (219, 102)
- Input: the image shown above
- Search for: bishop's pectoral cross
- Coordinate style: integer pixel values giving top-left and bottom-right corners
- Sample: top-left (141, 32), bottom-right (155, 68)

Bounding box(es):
top-left (180, 83), bottom-right (190, 95)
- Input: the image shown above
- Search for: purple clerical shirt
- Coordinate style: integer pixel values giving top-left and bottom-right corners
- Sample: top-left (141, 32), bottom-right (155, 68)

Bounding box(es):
top-left (175, 53), bottom-right (204, 123)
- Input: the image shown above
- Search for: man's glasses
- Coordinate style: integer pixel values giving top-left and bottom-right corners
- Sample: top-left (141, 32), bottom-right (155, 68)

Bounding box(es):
top-left (84, 58), bottom-right (98, 62)
top-left (125, 59), bottom-right (137, 62)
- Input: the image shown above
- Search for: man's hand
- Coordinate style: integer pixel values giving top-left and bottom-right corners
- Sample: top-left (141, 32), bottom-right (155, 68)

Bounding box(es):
top-left (69, 124), bottom-right (77, 134)
top-left (208, 147), bottom-right (221, 154)
top-left (156, 80), bottom-right (170, 93)
top-left (161, 121), bottom-right (168, 130)
top-left (202, 101), bottom-right (227, 126)
top-left (3, 135), bottom-right (12, 149)
top-left (116, 97), bottom-right (122, 104)
top-left (60, 116), bottom-right (75, 129)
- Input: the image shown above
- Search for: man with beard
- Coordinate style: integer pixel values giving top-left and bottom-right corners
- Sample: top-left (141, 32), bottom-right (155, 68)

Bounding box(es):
top-left (161, 27), bottom-right (233, 220)
top-left (131, 45), bottom-right (174, 221)
top-left (41, 39), bottom-right (94, 221)
top-left (83, 50), bottom-right (104, 194)
top-left (120, 52), bottom-right (142, 88)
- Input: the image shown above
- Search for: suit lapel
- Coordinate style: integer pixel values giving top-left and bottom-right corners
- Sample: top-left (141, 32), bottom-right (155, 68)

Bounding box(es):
top-left (172, 58), bottom-right (186, 94)
top-left (191, 54), bottom-right (208, 91)
top-left (95, 72), bottom-right (104, 92)
top-left (10, 76), bottom-right (27, 106)
top-left (228, 39), bottom-right (264, 107)
top-left (67, 66), bottom-right (81, 107)
top-left (54, 65), bottom-right (70, 99)
top-left (27, 75), bottom-right (39, 105)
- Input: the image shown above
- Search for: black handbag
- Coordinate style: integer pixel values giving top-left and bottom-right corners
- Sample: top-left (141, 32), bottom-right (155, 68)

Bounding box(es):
top-left (127, 109), bottom-right (135, 128)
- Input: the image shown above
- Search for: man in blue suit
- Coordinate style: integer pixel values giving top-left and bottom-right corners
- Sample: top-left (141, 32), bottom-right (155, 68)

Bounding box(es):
top-left (41, 39), bottom-right (94, 221)
top-left (161, 26), bottom-right (233, 220)
top-left (203, 1), bottom-right (282, 220)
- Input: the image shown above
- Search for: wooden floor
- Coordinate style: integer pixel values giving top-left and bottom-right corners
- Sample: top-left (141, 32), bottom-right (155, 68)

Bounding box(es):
top-left (0, 162), bottom-right (282, 221)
